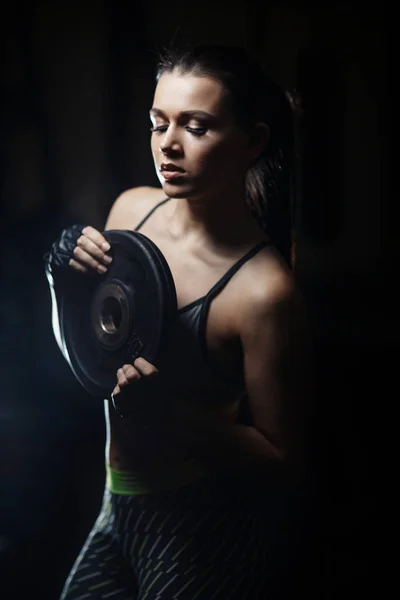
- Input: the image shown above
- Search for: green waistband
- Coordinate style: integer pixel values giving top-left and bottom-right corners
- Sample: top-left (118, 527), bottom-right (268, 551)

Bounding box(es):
top-left (106, 462), bottom-right (208, 495)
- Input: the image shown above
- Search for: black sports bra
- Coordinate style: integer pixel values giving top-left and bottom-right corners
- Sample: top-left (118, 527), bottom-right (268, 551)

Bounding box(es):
top-left (135, 197), bottom-right (270, 392)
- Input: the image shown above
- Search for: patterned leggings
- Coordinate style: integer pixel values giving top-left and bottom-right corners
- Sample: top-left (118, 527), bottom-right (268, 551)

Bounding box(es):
top-left (60, 476), bottom-right (292, 599)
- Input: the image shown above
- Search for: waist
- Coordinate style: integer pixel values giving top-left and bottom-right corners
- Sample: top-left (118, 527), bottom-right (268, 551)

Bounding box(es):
top-left (106, 460), bottom-right (209, 495)
top-left (106, 397), bottom-right (242, 494)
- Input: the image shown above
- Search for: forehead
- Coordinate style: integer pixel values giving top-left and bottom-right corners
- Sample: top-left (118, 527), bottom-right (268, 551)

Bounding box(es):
top-left (152, 71), bottom-right (229, 117)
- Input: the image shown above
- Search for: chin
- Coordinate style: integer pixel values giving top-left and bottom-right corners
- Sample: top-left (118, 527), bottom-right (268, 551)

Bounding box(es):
top-left (161, 180), bottom-right (195, 198)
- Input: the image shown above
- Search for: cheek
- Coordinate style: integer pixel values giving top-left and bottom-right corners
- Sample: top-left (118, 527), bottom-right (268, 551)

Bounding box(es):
top-left (151, 136), bottom-right (159, 157)
top-left (194, 136), bottom-right (246, 176)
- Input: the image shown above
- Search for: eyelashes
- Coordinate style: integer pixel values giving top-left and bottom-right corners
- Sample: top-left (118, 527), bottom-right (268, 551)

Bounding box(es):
top-left (150, 125), bottom-right (207, 136)
top-left (149, 126), bottom-right (166, 133)
top-left (186, 127), bottom-right (207, 136)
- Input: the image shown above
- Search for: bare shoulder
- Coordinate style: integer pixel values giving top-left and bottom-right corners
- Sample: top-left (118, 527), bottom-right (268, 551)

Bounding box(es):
top-left (238, 248), bottom-right (305, 329)
top-left (105, 186), bottom-right (166, 231)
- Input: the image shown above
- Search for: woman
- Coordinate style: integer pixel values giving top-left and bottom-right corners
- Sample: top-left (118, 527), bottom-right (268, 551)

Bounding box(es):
top-left (47, 45), bottom-right (310, 599)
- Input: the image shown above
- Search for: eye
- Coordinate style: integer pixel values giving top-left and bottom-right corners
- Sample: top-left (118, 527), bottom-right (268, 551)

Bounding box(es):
top-left (150, 125), bottom-right (168, 133)
top-left (186, 127), bottom-right (207, 136)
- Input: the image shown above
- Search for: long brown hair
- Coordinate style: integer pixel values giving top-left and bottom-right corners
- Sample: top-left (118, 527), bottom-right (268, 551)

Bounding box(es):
top-left (156, 44), bottom-right (296, 267)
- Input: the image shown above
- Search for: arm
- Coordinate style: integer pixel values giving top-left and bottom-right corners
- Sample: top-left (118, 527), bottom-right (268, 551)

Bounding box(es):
top-left (175, 274), bottom-right (311, 488)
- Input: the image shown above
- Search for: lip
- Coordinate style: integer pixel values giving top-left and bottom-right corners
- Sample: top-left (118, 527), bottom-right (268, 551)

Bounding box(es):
top-left (160, 163), bottom-right (185, 173)
top-left (161, 170), bottom-right (186, 181)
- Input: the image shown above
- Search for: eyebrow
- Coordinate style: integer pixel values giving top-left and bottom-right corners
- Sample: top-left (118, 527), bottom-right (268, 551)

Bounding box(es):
top-left (149, 108), bottom-right (217, 121)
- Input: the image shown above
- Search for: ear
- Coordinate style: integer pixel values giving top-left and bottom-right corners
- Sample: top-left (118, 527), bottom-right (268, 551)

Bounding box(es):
top-left (247, 122), bottom-right (270, 163)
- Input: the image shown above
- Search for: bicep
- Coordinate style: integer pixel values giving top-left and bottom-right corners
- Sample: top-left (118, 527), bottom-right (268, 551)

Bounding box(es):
top-left (241, 285), bottom-right (311, 460)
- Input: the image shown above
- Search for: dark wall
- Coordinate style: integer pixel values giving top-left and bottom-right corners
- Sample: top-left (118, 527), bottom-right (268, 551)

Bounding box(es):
top-left (1, 1), bottom-right (386, 598)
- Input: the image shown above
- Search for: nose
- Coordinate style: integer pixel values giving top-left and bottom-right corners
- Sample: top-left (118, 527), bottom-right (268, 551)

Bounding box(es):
top-left (159, 126), bottom-right (183, 157)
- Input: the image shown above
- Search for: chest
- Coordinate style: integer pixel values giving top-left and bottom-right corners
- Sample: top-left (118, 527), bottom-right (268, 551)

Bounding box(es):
top-left (159, 238), bottom-right (232, 311)
top-left (136, 227), bottom-right (244, 381)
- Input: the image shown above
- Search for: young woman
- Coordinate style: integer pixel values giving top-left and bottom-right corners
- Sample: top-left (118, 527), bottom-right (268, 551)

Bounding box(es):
top-left (47, 45), bottom-right (310, 600)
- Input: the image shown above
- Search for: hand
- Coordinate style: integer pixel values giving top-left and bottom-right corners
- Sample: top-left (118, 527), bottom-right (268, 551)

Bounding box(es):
top-left (47, 224), bottom-right (113, 276)
top-left (112, 357), bottom-right (159, 396)
top-left (69, 226), bottom-right (112, 275)
top-left (111, 357), bottom-right (159, 418)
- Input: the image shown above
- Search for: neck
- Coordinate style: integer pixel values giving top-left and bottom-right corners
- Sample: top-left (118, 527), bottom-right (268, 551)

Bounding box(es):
top-left (166, 186), bottom-right (261, 249)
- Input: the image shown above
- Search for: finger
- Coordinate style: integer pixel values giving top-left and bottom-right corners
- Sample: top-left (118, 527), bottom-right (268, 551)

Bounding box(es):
top-left (82, 226), bottom-right (111, 253)
top-left (73, 246), bottom-right (108, 274)
top-left (117, 368), bottom-right (129, 387)
top-left (133, 357), bottom-right (159, 377)
top-left (120, 365), bottom-right (142, 382)
top-left (69, 258), bottom-right (88, 273)
top-left (117, 367), bottom-right (141, 388)
top-left (112, 384), bottom-right (120, 396)
top-left (77, 235), bottom-right (113, 265)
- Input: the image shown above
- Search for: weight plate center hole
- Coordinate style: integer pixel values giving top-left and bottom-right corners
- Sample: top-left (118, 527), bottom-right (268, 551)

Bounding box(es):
top-left (100, 296), bottom-right (122, 334)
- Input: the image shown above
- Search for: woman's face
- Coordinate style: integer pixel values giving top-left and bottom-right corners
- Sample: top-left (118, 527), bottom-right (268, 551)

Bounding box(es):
top-left (150, 71), bottom-right (252, 199)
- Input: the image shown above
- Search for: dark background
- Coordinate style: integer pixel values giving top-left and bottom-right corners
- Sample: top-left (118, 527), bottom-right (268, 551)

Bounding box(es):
top-left (1, 1), bottom-right (389, 598)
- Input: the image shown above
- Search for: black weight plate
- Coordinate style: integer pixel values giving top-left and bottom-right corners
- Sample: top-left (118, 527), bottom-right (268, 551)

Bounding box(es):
top-left (59, 230), bottom-right (177, 397)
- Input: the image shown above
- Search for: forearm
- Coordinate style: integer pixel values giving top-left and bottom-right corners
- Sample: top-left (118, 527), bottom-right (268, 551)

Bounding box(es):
top-left (174, 418), bottom-right (294, 487)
